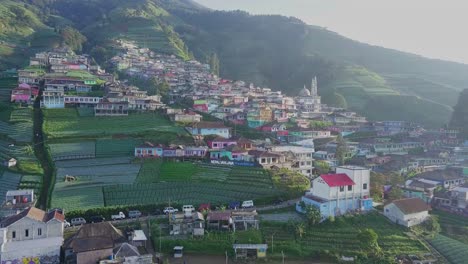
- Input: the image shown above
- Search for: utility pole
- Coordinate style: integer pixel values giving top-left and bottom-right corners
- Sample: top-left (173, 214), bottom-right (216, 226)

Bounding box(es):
top-left (271, 234), bottom-right (274, 254)
top-left (282, 251), bottom-right (285, 264)
top-left (225, 250), bottom-right (228, 264)
top-left (159, 225), bottom-right (162, 253)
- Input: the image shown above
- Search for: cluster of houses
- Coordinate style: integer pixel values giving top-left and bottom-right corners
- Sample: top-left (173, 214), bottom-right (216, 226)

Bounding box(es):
top-left (12, 48), bottom-right (166, 116)
top-left (0, 191), bottom-right (152, 264)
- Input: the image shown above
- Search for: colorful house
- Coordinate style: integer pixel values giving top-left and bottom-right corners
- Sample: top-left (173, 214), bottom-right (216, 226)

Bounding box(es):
top-left (184, 147), bottom-right (208, 158)
top-left (193, 100), bottom-right (208, 112)
top-left (207, 137), bottom-right (237, 149)
top-left (186, 122), bottom-right (231, 139)
top-left (10, 83), bottom-right (39, 104)
top-left (247, 105), bottom-right (273, 128)
top-left (209, 149), bottom-right (233, 160)
top-left (134, 142), bottom-right (163, 158)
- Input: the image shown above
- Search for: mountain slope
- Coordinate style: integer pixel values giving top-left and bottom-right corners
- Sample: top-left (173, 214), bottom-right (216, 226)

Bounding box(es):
top-left (1, 0), bottom-right (467, 127)
top-left (450, 89), bottom-right (468, 139)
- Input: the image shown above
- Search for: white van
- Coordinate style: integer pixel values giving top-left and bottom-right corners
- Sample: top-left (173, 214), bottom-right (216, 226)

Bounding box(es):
top-left (182, 205), bottom-right (195, 212)
top-left (71, 217), bottom-right (86, 226)
top-left (241, 200), bottom-right (254, 208)
top-left (128, 210), bottom-right (142, 218)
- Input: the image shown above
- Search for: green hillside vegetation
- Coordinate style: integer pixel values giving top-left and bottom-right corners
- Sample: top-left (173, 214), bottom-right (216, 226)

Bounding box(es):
top-left (1, 0), bottom-right (468, 126)
top-left (450, 89), bottom-right (468, 139)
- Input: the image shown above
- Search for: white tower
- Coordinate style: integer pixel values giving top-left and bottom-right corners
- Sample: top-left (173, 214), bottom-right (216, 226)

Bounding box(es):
top-left (311, 76), bottom-right (318, 96)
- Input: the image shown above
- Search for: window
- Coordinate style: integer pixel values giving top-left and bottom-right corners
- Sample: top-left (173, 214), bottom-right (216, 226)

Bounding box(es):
top-left (12, 231), bottom-right (16, 239)
top-left (25, 229), bottom-right (29, 237)
top-left (340, 186), bottom-right (344, 192)
top-left (348, 185), bottom-right (352, 191)
top-left (363, 183), bottom-right (368, 190)
top-left (38, 228), bottom-right (42, 236)
top-left (261, 158), bottom-right (266, 163)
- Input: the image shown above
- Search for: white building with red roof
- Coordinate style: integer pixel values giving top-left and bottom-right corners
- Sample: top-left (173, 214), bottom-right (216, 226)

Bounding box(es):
top-left (297, 166), bottom-right (373, 219)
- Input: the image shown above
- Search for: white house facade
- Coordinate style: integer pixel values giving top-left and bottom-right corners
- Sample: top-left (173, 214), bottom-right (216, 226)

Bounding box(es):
top-left (0, 207), bottom-right (65, 264)
top-left (384, 198), bottom-right (429, 227)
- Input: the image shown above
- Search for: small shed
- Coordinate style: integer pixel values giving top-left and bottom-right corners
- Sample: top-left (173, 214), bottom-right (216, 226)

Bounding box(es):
top-left (3, 158), bottom-right (17, 168)
top-left (173, 246), bottom-right (184, 258)
top-left (207, 211), bottom-right (232, 231)
top-left (130, 230), bottom-right (147, 248)
top-left (233, 244), bottom-right (268, 259)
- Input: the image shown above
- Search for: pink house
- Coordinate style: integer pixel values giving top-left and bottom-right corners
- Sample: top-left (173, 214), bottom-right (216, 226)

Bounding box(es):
top-left (10, 83), bottom-right (39, 103)
top-left (207, 137), bottom-right (238, 149)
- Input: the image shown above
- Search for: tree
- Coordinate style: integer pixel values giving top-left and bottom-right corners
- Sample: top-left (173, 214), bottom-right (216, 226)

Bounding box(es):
top-left (305, 205), bottom-right (321, 226)
top-left (156, 80), bottom-right (170, 97)
top-left (60, 26), bottom-right (87, 52)
top-left (209, 52), bottom-right (220, 76)
top-left (370, 172), bottom-right (385, 202)
top-left (387, 186), bottom-right (403, 201)
top-left (335, 134), bottom-right (349, 166)
top-left (357, 228), bottom-right (381, 253)
top-left (295, 222), bottom-right (306, 238)
top-left (314, 160), bottom-right (330, 175)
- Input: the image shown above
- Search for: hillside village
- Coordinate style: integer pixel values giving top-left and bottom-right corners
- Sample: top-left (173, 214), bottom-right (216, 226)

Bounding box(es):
top-left (0, 40), bottom-right (467, 263)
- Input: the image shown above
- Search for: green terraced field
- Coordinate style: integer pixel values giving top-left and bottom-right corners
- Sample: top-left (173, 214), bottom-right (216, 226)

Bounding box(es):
top-left (49, 141), bottom-right (96, 160)
top-left (44, 109), bottom-right (185, 138)
top-left (430, 234), bottom-right (468, 264)
top-left (262, 213), bottom-right (428, 258)
top-left (0, 171), bottom-right (22, 204)
top-left (95, 138), bottom-right (140, 158)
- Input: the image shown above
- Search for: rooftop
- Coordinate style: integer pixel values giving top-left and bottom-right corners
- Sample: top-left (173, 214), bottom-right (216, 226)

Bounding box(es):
top-left (320, 174), bottom-right (355, 187)
top-left (390, 198), bottom-right (430, 214)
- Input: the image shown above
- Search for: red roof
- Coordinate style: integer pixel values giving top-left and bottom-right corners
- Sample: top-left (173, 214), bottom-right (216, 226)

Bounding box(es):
top-left (320, 173), bottom-right (355, 187)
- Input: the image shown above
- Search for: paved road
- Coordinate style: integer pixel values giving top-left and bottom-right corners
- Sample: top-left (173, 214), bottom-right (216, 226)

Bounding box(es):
top-left (260, 212), bottom-right (303, 222)
top-left (257, 199), bottom-right (300, 212)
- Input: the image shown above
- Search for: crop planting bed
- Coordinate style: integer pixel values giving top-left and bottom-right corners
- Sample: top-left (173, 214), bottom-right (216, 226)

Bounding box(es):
top-left (104, 175), bottom-right (277, 207)
top-left (0, 171), bottom-right (22, 205)
top-left (51, 158), bottom-right (141, 211)
top-left (19, 174), bottom-right (42, 193)
top-left (44, 109), bottom-right (185, 138)
top-left (433, 210), bottom-right (468, 244)
top-left (262, 213), bottom-right (428, 257)
top-left (51, 186), bottom-right (105, 212)
top-left (430, 234), bottom-right (468, 264)
top-left (49, 141), bottom-right (96, 160)
top-left (95, 138), bottom-right (139, 158)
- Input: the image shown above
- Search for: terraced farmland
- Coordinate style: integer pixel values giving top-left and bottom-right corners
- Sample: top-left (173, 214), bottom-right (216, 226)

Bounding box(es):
top-left (43, 109), bottom-right (186, 138)
top-left (104, 164), bottom-right (278, 207)
top-left (95, 138), bottom-right (140, 158)
top-left (0, 171), bottom-right (22, 204)
top-left (49, 141), bottom-right (96, 160)
top-left (261, 213), bottom-right (428, 258)
top-left (430, 234), bottom-right (468, 264)
top-left (51, 157), bottom-right (141, 211)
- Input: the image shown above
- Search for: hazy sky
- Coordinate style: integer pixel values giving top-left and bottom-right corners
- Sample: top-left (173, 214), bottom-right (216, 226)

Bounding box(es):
top-left (196, 0), bottom-right (468, 64)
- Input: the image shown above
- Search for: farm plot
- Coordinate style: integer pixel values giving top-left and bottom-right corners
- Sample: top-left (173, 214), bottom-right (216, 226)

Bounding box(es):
top-left (159, 162), bottom-right (197, 181)
top-left (0, 120), bottom-right (32, 142)
top-left (95, 138), bottom-right (139, 158)
top-left (104, 180), bottom-right (278, 207)
top-left (43, 109), bottom-right (186, 138)
top-left (433, 210), bottom-right (468, 244)
top-left (429, 234), bottom-right (468, 264)
top-left (49, 141), bottom-right (96, 161)
top-left (0, 171), bottom-right (22, 205)
top-left (0, 140), bottom-right (42, 174)
top-left (193, 164), bottom-right (231, 181)
top-left (19, 174), bottom-right (42, 193)
top-left (262, 213), bottom-right (428, 258)
top-left (136, 159), bottom-right (162, 183)
top-left (51, 158), bottom-right (141, 211)
top-left (0, 78), bottom-right (16, 104)
top-left (51, 186), bottom-right (104, 212)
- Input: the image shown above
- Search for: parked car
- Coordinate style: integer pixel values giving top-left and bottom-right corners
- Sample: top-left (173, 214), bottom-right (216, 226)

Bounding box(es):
top-left (128, 210), bottom-right (142, 218)
top-left (64, 220), bottom-right (71, 228)
top-left (163, 207), bottom-right (178, 214)
top-left (111, 212), bottom-right (126, 220)
top-left (89, 215), bottom-right (105, 223)
top-left (241, 200), bottom-right (254, 208)
top-left (229, 201), bottom-right (241, 210)
top-left (182, 205), bottom-right (195, 212)
top-left (198, 203), bottom-right (211, 212)
top-left (154, 209), bottom-right (163, 215)
top-left (70, 217), bottom-right (86, 226)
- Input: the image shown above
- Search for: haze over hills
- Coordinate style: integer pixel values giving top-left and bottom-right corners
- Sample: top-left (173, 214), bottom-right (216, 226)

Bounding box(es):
top-left (1, 0), bottom-right (467, 127)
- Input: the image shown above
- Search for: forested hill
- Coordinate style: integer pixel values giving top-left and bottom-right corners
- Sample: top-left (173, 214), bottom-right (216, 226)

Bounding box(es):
top-left (450, 89), bottom-right (468, 139)
top-left (1, 0), bottom-right (468, 127)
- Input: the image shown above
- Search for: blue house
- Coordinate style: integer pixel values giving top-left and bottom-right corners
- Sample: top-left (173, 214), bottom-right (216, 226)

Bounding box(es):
top-left (186, 121), bottom-right (231, 139)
